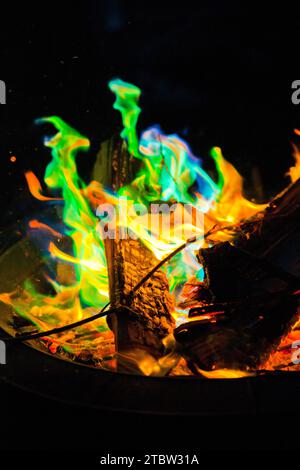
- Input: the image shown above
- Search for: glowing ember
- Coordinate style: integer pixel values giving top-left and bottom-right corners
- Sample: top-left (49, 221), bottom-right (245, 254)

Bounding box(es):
top-left (0, 79), bottom-right (299, 377)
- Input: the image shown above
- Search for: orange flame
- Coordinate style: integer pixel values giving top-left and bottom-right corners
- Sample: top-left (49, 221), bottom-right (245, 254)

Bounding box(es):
top-left (29, 220), bottom-right (62, 238)
top-left (25, 171), bottom-right (62, 201)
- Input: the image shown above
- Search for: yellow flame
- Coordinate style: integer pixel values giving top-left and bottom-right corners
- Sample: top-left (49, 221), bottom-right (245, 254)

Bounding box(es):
top-left (210, 147), bottom-right (267, 224)
top-left (288, 137), bottom-right (300, 183)
top-left (196, 367), bottom-right (254, 379)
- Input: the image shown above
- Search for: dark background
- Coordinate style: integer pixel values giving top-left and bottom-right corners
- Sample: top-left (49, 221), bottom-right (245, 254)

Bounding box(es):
top-left (1, 1), bottom-right (300, 204)
top-left (0, 0), bottom-right (300, 453)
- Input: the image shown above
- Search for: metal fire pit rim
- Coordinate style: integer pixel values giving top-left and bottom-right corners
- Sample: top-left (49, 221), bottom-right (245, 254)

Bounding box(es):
top-left (1, 333), bottom-right (300, 416)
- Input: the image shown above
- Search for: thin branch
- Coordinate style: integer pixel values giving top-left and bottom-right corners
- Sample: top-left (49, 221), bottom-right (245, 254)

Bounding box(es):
top-left (0, 215), bottom-right (280, 343)
top-left (4, 305), bottom-right (116, 343)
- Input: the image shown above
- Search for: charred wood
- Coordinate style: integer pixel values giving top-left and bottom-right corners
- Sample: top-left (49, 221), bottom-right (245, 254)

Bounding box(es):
top-left (175, 180), bottom-right (300, 371)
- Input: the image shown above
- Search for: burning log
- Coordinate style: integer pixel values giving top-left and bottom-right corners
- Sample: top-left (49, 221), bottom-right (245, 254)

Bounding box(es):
top-left (93, 134), bottom-right (137, 192)
top-left (105, 237), bottom-right (175, 373)
top-left (94, 137), bottom-right (175, 374)
top-left (175, 179), bottom-right (300, 372)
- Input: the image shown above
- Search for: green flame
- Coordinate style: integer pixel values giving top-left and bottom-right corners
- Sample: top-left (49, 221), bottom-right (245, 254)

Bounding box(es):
top-left (108, 79), bottom-right (142, 157)
top-left (39, 116), bottom-right (109, 309)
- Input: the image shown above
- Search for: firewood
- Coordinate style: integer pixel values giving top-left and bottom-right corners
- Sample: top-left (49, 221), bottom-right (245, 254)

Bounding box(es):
top-left (93, 134), bottom-right (137, 192)
top-left (105, 236), bottom-right (175, 372)
top-left (175, 179), bottom-right (300, 371)
top-left (94, 137), bottom-right (175, 373)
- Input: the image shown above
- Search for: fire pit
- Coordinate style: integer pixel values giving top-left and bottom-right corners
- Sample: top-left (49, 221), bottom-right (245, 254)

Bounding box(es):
top-left (0, 79), bottom-right (299, 413)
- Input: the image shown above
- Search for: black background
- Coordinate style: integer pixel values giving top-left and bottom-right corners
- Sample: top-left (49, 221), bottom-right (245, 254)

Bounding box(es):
top-left (0, 0), bottom-right (300, 453)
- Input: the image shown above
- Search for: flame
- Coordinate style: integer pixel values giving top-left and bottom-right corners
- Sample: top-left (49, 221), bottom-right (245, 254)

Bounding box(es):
top-left (210, 147), bottom-right (267, 223)
top-left (1, 79), bottom-right (300, 375)
top-left (195, 367), bottom-right (254, 379)
top-left (288, 130), bottom-right (300, 183)
top-left (25, 171), bottom-right (62, 201)
top-left (29, 219), bottom-right (62, 238)
top-left (108, 79), bottom-right (141, 157)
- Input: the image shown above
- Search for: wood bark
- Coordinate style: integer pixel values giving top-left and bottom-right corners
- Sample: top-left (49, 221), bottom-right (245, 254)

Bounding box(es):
top-left (94, 137), bottom-right (175, 373)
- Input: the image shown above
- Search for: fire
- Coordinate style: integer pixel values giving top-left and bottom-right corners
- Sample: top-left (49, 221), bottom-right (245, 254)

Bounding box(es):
top-left (194, 367), bottom-right (254, 379)
top-left (289, 132), bottom-right (300, 183)
top-left (28, 220), bottom-right (62, 238)
top-left (0, 79), bottom-right (299, 376)
top-left (210, 146), bottom-right (267, 224)
top-left (25, 171), bottom-right (62, 201)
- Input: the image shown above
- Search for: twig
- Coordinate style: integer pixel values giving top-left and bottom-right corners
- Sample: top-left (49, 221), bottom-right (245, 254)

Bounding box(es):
top-left (277, 343), bottom-right (294, 351)
top-left (1, 304), bottom-right (143, 343)
top-left (130, 220), bottom-right (254, 295)
top-left (0, 216), bottom-right (278, 343)
top-left (274, 361), bottom-right (297, 370)
top-left (131, 236), bottom-right (197, 295)
top-left (3, 305), bottom-right (116, 343)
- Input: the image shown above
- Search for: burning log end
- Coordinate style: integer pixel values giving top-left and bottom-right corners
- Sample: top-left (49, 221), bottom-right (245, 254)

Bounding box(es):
top-left (175, 293), bottom-right (299, 371)
top-left (175, 180), bottom-right (300, 372)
